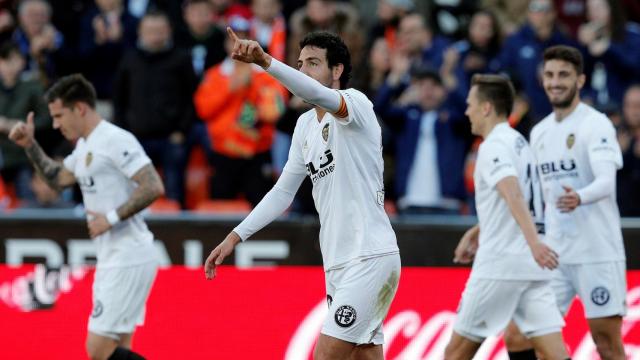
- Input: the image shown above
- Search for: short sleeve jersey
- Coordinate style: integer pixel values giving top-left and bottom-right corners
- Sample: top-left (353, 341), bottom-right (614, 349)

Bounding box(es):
top-left (63, 121), bottom-right (156, 269)
top-left (472, 123), bottom-right (549, 280)
top-left (283, 89), bottom-right (399, 270)
top-left (530, 103), bottom-right (624, 264)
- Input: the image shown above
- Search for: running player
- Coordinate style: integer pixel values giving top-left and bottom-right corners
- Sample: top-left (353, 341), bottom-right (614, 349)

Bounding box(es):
top-left (503, 45), bottom-right (626, 360)
top-left (9, 74), bottom-right (163, 360)
top-left (445, 74), bottom-right (569, 360)
top-left (204, 29), bottom-right (401, 360)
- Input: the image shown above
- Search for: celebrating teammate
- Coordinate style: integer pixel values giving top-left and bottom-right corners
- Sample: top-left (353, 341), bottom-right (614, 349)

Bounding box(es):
top-left (204, 29), bottom-right (401, 360)
top-left (503, 45), bottom-right (627, 360)
top-left (445, 74), bottom-right (569, 360)
top-left (9, 74), bottom-right (163, 360)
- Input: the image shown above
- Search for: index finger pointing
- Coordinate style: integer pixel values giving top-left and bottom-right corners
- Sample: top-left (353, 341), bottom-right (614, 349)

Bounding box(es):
top-left (227, 27), bottom-right (239, 41)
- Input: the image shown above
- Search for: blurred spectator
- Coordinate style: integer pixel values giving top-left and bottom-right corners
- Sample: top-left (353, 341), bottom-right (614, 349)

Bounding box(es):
top-left (492, 0), bottom-right (577, 122)
top-left (113, 11), bottom-right (197, 206)
top-left (353, 36), bottom-right (391, 98)
top-left (375, 65), bottom-right (471, 214)
top-left (78, 0), bottom-right (138, 109)
top-left (368, 0), bottom-right (414, 51)
top-left (251, 0), bottom-right (286, 62)
top-left (579, 0), bottom-right (640, 110)
top-left (17, 171), bottom-right (76, 209)
top-left (287, 0), bottom-right (363, 68)
top-left (0, 0), bottom-right (15, 43)
top-left (481, 0), bottom-right (528, 36)
top-left (0, 41), bottom-right (49, 201)
top-left (440, 9), bottom-right (502, 101)
top-left (175, 0), bottom-right (226, 79)
top-left (617, 85), bottom-right (640, 217)
top-left (553, 0), bottom-right (586, 38)
top-left (210, 0), bottom-right (251, 27)
top-left (12, 0), bottom-right (64, 85)
top-left (193, 17), bottom-right (286, 207)
top-left (396, 13), bottom-right (450, 72)
top-left (426, 0), bottom-right (477, 39)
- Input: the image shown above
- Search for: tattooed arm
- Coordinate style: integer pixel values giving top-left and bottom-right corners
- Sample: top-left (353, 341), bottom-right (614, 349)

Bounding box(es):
top-left (86, 163), bottom-right (165, 238)
top-left (9, 112), bottom-right (76, 190)
top-left (116, 163), bottom-right (165, 220)
top-left (25, 141), bottom-right (76, 191)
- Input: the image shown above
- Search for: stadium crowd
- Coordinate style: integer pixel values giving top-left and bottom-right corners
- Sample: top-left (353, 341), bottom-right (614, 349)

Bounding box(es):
top-left (0, 0), bottom-right (639, 216)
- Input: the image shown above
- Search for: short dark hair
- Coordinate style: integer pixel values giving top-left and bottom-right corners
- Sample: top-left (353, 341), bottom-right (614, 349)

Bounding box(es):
top-left (543, 45), bottom-right (583, 75)
top-left (471, 74), bottom-right (515, 117)
top-left (0, 41), bottom-right (21, 60)
top-left (300, 31), bottom-right (352, 89)
top-left (44, 74), bottom-right (97, 109)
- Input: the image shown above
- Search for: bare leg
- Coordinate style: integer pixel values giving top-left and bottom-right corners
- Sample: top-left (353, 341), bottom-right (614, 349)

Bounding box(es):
top-left (529, 332), bottom-right (569, 360)
top-left (588, 316), bottom-right (625, 360)
top-left (350, 343), bottom-right (383, 360)
top-left (444, 331), bottom-right (482, 360)
top-left (86, 332), bottom-right (119, 360)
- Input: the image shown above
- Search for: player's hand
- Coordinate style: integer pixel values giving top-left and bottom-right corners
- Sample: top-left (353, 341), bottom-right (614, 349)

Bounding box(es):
top-left (529, 241), bottom-right (559, 270)
top-left (8, 112), bottom-right (35, 148)
top-left (86, 209), bottom-right (111, 238)
top-left (227, 27), bottom-right (271, 69)
top-left (454, 226), bottom-right (479, 264)
top-left (204, 232), bottom-right (242, 280)
top-left (556, 185), bottom-right (580, 213)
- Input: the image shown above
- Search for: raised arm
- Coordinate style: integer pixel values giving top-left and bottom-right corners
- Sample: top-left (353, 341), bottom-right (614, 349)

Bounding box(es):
top-left (226, 27), bottom-right (347, 118)
top-left (9, 112), bottom-right (75, 191)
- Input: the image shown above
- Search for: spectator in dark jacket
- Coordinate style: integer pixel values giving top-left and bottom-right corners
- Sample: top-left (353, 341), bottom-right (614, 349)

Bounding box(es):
top-left (78, 0), bottom-right (138, 102)
top-left (113, 10), bottom-right (197, 206)
top-left (578, 0), bottom-right (640, 109)
top-left (376, 64), bottom-right (471, 215)
top-left (492, 0), bottom-right (577, 122)
top-left (617, 85), bottom-right (640, 216)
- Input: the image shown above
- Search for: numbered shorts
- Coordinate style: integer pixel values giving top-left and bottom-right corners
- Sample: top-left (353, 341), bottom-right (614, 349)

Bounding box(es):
top-left (88, 261), bottom-right (158, 340)
top-left (321, 253), bottom-right (401, 345)
top-left (453, 278), bottom-right (565, 342)
top-left (551, 261), bottom-right (627, 319)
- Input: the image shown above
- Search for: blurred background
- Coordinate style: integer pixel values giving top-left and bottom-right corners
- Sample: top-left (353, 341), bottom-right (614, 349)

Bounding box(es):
top-left (2, 0), bottom-right (640, 358)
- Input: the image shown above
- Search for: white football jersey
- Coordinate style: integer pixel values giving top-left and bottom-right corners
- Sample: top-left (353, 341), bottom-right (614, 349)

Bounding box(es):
top-left (472, 122), bottom-right (549, 280)
top-left (283, 89), bottom-right (399, 270)
top-left (64, 121), bottom-right (156, 269)
top-left (530, 102), bottom-right (624, 264)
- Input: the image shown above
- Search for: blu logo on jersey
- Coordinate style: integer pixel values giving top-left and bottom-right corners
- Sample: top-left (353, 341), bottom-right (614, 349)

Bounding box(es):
top-left (306, 149), bottom-right (335, 183)
top-left (539, 159), bottom-right (577, 175)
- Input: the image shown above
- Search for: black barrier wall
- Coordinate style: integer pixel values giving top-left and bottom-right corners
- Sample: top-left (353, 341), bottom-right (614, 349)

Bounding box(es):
top-left (2, 211), bottom-right (640, 268)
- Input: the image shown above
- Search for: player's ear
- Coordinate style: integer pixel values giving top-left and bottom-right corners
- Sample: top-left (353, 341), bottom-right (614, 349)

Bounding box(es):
top-left (332, 63), bottom-right (344, 83)
top-left (577, 73), bottom-right (586, 90)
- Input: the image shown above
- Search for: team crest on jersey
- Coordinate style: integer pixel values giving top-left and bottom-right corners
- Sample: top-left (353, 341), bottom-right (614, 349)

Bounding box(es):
top-left (335, 305), bottom-right (357, 327)
top-left (85, 152), bottom-right (93, 167)
top-left (322, 123), bottom-right (330, 143)
top-left (566, 134), bottom-right (575, 149)
top-left (591, 286), bottom-right (610, 306)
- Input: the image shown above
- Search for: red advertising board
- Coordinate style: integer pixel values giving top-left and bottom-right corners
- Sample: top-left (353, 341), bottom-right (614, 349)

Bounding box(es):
top-left (1, 265), bottom-right (640, 359)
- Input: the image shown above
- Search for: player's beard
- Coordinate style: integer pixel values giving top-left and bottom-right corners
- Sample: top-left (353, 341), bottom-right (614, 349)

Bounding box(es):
top-left (548, 82), bottom-right (578, 109)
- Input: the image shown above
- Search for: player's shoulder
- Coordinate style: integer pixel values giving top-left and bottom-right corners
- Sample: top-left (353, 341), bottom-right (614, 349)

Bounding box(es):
top-left (97, 121), bottom-right (139, 146)
top-left (530, 114), bottom-right (554, 140)
top-left (339, 88), bottom-right (373, 107)
top-left (579, 103), bottom-right (612, 126)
